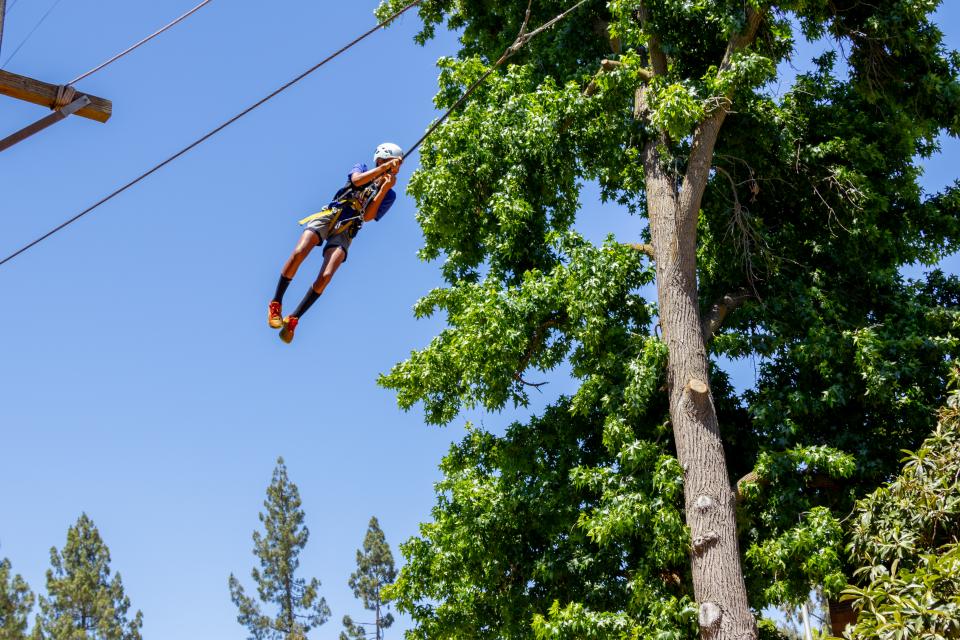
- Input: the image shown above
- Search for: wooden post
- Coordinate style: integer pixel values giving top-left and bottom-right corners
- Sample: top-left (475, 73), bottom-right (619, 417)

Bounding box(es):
top-left (0, 69), bottom-right (112, 122)
top-left (801, 602), bottom-right (814, 640)
top-left (829, 598), bottom-right (857, 636)
top-left (0, 0), bottom-right (6, 58)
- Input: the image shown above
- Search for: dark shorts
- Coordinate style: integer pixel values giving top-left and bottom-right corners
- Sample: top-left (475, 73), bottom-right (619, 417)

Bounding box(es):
top-left (304, 210), bottom-right (351, 261)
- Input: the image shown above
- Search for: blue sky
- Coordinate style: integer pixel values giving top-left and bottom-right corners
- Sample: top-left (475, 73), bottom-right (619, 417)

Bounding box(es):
top-left (0, 2), bottom-right (957, 639)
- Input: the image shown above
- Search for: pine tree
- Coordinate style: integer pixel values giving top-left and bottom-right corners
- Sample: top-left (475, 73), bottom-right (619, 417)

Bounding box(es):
top-left (33, 514), bottom-right (143, 640)
top-left (340, 517), bottom-right (396, 640)
top-left (0, 556), bottom-right (34, 640)
top-left (229, 457), bottom-right (330, 640)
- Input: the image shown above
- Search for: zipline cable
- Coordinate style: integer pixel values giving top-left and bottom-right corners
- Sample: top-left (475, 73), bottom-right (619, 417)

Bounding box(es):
top-left (0, 0), bottom-right (424, 267)
top-left (1, 0), bottom-right (66, 69)
top-left (67, 0), bottom-right (213, 86)
top-left (403, 0), bottom-right (589, 160)
top-left (1, 0), bottom-right (589, 267)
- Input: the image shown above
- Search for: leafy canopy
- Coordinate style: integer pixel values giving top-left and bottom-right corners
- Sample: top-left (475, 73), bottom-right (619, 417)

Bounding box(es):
top-left (374, 0), bottom-right (960, 637)
top-left (842, 374), bottom-right (960, 640)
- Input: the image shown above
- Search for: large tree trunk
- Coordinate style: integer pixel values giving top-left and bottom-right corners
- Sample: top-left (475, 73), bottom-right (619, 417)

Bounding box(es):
top-left (644, 137), bottom-right (757, 640)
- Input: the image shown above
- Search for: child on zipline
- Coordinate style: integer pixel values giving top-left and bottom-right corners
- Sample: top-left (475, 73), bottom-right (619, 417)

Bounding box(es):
top-left (268, 142), bottom-right (403, 343)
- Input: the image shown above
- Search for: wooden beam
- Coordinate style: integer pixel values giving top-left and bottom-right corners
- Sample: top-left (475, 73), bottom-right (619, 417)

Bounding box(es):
top-left (0, 69), bottom-right (112, 122)
top-left (0, 95), bottom-right (91, 152)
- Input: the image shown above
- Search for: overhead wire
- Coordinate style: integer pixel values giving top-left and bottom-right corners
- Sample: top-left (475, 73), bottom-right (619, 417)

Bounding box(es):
top-left (0, 0), bottom-right (6, 58)
top-left (1, 0), bottom-right (213, 79)
top-left (0, 0), bottom-right (590, 267)
top-left (0, 0), bottom-right (425, 267)
top-left (403, 0), bottom-right (589, 160)
top-left (1, 0), bottom-right (66, 69)
top-left (67, 0), bottom-right (213, 86)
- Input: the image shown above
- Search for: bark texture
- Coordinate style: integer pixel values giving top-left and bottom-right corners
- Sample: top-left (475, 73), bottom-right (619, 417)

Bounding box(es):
top-left (635, 6), bottom-right (762, 637)
top-left (645, 138), bottom-right (757, 640)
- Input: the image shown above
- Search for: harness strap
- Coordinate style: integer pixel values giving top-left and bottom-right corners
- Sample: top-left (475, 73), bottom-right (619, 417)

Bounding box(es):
top-left (298, 208), bottom-right (338, 226)
top-left (298, 179), bottom-right (378, 232)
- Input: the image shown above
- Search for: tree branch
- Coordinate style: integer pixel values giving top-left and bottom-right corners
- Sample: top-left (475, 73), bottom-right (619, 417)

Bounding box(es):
top-left (701, 288), bottom-right (752, 342)
top-left (735, 470), bottom-right (843, 503)
top-left (516, 375), bottom-right (549, 389)
top-left (583, 59), bottom-right (619, 97)
top-left (678, 6), bottom-right (763, 217)
top-left (623, 242), bottom-right (656, 260)
top-left (514, 317), bottom-right (561, 386)
top-left (583, 59), bottom-right (653, 97)
top-left (714, 164), bottom-right (765, 288)
top-left (735, 470), bottom-right (761, 503)
top-left (720, 6), bottom-right (764, 70)
top-left (632, 4), bottom-right (667, 134)
top-left (636, 2), bottom-right (668, 76)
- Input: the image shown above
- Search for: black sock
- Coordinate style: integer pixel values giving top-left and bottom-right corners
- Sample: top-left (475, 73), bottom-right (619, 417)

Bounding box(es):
top-left (291, 289), bottom-right (321, 318)
top-left (273, 276), bottom-right (292, 304)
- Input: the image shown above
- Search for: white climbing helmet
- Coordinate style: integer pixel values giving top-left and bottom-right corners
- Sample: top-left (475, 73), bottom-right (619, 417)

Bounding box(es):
top-left (373, 142), bottom-right (403, 162)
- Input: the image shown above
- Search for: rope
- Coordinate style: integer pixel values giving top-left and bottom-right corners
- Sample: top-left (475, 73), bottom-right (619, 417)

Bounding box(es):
top-left (403, 0), bottom-right (589, 160)
top-left (0, 0), bottom-right (423, 267)
top-left (53, 83), bottom-right (76, 110)
top-left (0, 0), bottom-right (66, 69)
top-left (67, 0), bottom-right (213, 86)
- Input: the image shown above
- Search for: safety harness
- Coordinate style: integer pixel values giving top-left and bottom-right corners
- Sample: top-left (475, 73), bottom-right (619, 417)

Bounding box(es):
top-left (298, 178), bottom-right (381, 238)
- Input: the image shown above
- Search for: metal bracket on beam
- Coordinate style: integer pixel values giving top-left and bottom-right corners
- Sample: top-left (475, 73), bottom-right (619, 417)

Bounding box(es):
top-left (0, 94), bottom-right (92, 152)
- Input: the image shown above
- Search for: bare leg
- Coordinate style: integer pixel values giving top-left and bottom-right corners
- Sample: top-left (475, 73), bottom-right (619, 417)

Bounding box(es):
top-left (310, 246), bottom-right (346, 295)
top-left (281, 230), bottom-right (320, 279)
top-left (279, 245), bottom-right (347, 343)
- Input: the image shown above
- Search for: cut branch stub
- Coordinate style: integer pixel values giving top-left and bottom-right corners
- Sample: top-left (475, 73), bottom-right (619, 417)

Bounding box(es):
top-left (699, 602), bottom-right (722, 629)
top-left (600, 58), bottom-right (621, 71)
top-left (692, 531), bottom-right (720, 554)
top-left (685, 378), bottom-right (709, 396)
top-left (702, 288), bottom-right (752, 343)
top-left (694, 494), bottom-right (717, 512)
top-left (624, 242), bottom-right (656, 260)
top-left (584, 58), bottom-right (654, 97)
top-left (583, 59), bottom-right (653, 97)
top-left (735, 470), bottom-right (761, 504)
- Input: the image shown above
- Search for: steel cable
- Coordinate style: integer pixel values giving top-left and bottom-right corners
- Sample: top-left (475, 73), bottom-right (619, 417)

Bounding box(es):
top-left (403, 0), bottom-right (589, 160)
top-left (1, 0), bottom-right (589, 267)
top-left (67, 0), bottom-right (214, 86)
top-left (0, 0), bottom-right (66, 69)
top-left (0, 0), bottom-right (423, 267)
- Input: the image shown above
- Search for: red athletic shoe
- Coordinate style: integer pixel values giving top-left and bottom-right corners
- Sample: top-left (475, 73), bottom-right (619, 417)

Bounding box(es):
top-left (279, 316), bottom-right (299, 344)
top-left (268, 301), bottom-right (283, 329)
